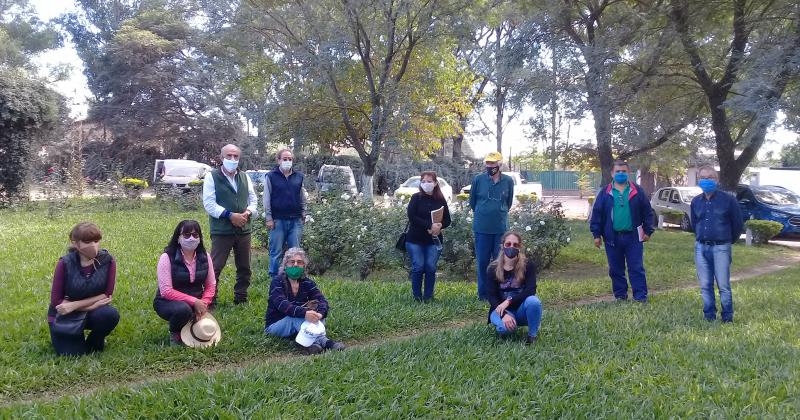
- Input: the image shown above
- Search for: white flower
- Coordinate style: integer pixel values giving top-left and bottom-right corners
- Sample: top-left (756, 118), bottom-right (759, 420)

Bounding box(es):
top-left (466, 217), bottom-right (472, 222)
top-left (526, 248), bottom-right (531, 252)
top-left (341, 193), bottom-right (351, 200)
top-left (540, 220), bottom-right (545, 226)
top-left (360, 225), bottom-right (367, 232)
top-left (525, 226), bottom-right (532, 231)
top-left (566, 237), bottom-right (571, 243)
top-left (357, 234), bottom-right (361, 240)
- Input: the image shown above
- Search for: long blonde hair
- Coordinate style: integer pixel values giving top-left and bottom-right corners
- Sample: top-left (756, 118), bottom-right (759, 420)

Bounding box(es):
top-left (492, 231), bottom-right (528, 286)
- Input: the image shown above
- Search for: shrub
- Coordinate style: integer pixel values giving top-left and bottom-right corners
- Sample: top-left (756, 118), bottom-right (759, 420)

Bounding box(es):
top-left (746, 220), bottom-right (783, 244)
top-left (509, 201), bottom-right (571, 272)
top-left (120, 177), bottom-right (149, 189)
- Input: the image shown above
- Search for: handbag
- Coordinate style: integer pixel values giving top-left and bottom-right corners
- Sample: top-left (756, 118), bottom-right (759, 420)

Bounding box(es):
top-left (52, 311), bottom-right (88, 336)
top-left (395, 222), bottom-right (409, 251)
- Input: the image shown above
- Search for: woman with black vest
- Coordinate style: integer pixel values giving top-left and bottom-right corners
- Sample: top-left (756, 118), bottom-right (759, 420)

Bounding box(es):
top-left (153, 220), bottom-right (217, 345)
top-left (405, 171), bottom-right (452, 302)
top-left (48, 222), bottom-right (120, 356)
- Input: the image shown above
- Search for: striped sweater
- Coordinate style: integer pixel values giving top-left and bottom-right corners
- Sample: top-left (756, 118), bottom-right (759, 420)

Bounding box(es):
top-left (265, 273), bottom-right (329, 327)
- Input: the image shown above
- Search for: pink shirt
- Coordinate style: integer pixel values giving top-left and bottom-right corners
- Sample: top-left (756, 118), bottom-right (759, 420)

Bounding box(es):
top-left (157, 252), bottom-right (216, 305)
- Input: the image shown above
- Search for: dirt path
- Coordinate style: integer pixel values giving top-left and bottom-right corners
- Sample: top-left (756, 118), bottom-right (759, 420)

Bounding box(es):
top-left (6, 253), bottom-right (800, 408)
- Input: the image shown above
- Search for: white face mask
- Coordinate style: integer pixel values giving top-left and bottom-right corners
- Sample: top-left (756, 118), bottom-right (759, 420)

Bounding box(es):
top-left (179, 236), bottom-right (200, 251)
top-left (222, 158), bottom-right (239, 172)
top-left (420, 182), bottom-right (435, 193)
top-left (279, 160), bottom-right (293, 171)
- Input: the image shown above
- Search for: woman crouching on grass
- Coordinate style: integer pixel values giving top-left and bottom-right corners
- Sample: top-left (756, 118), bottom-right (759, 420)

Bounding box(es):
top-left (48, 222), bottom-right (119, 356)
top-left (487, 231), bottom-right (542, 344)
top-left (153, 220), bottom-right (217, 346)
top-left (264, 247), bottom-right (345, 355)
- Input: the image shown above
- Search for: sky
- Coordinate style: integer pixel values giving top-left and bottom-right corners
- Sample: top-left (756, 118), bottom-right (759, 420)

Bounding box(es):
top-left (29, 0), bottom-right (798, 161)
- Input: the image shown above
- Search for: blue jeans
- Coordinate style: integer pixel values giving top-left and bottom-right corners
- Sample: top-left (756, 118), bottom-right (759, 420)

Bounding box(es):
top-left (265, 316), bottom-right (328, 346)
top-left (695, 242), bottom-right (733, 321)
top-left (405, 241), bottom-right (441, 300)
top-left (474, 232), bottom-right (503, 300)
top-left (269, 218), bottom-right (304, 277)
top-left (604, 231), bottom-right (648, 301)
top-left (489, 295), bottom-right (543, 337)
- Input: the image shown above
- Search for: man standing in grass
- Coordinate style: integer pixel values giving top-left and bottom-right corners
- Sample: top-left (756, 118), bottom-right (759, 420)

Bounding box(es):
top-left (690, 165), bottom-right (743, 323)
top-left (264, 148), bottom-right (307, 279)
top-left (203, 144), bottom-right (257, 306)
top-left (469, 151), bottom-right (514, 300)
top-left (590, 160), bottom-right (655, 303)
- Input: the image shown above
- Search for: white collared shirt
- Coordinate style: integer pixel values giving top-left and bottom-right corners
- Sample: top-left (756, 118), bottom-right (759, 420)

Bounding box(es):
top-left (202, 169), bottom-right (258, 218)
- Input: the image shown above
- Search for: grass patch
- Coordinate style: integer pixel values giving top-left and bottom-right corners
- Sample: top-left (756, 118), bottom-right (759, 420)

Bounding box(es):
top-left (5, 265), bottom-right (799, 417)
top-left (0, 201), bottom-right (793, 404)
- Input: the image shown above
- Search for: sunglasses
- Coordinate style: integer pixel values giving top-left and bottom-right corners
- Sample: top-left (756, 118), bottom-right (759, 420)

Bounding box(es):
top-left (181, 232), bottom-right (200, 239)
top-left (503, 242), bottom-right (521, 248)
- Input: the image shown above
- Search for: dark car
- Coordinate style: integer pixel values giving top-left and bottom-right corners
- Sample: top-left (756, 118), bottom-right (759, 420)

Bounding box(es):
top-left (736, 184), bottom-right (800, 236)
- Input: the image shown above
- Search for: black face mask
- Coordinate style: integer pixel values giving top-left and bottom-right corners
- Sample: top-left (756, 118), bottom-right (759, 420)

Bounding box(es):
top-left (503, 247), bottom-right (519, 258)
top-left (485, 166), bottom-right (499, 176)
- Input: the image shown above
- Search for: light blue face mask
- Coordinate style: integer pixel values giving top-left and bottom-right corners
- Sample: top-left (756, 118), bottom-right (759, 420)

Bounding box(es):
top-left (223, 158), bottom-right (239, 172)
top-left (614, 172), bottom-right (628, 184)
top-left (698, 179), bottom-right (718, 194)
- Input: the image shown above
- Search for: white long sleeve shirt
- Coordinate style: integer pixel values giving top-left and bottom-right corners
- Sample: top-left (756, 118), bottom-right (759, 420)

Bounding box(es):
top-left (202, 169), bottom-right (258, 219)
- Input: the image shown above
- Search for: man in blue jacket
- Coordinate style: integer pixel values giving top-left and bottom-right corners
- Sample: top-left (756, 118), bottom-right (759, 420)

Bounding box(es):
top-left (590, 160), bottom-right (655, 302)
top-left (690, 165), bottom-right (743, 323)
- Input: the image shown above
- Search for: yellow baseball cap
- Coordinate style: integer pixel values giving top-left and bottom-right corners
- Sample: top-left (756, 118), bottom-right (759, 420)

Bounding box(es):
top-left (484, 151), bottom-right (503, 163)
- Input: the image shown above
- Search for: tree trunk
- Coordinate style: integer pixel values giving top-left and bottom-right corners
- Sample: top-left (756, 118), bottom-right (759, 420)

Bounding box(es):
top-left (452, 114), bottom-right (467, 161)
top-left (639, 164), bottom-right (655, 195)
top-left (550, 49), bottom-right (559, 171)
top-left (584, 50), bottom-right (614, 185)
top-left (495, 87), bottom-right (504, 153)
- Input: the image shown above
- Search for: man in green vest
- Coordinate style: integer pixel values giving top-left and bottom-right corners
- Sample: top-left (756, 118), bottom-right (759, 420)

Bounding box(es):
top-left (202, 144), bottom-right (258, 305)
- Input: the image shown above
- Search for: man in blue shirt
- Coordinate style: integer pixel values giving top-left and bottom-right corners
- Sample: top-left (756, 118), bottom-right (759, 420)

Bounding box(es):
top-left (589, 160), bottom-right (655, 302)
top-left (690, 165), bottom-right (744, 322)
top-left (469, 151), bottom-right (514, 300)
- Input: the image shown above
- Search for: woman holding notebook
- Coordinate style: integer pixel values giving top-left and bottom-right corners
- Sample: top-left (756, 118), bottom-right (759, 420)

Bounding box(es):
top-left (405, 171), bottom-right (452, 302)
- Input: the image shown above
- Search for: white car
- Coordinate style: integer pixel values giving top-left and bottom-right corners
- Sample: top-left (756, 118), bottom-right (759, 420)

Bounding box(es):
top-left (650, 186), bottom-right (702, 231)
top-left (153, 159), bottom-right (212, 188)
top-left (394, 176), bottom-right (454, 202)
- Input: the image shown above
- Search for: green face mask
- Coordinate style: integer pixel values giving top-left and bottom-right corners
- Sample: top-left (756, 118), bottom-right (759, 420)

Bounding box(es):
top-left (285, 266), bottom-right (304, 279)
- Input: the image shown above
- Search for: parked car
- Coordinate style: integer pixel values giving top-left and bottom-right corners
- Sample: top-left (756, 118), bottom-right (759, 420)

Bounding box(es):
top-left (650, 186), bottom-right (702, 231)
top-left (736, 184), bottom-right (800, 236)
top-left (316, 164), bottom-right (358, 196)
top-left (459, 171), bottom-right (543, 205)
top-left (394, 176), bottom-right (454, 202)
top-left (153, 159), bottom-right (212, 188)
top-left (245, 170), bottom-right (270, 186)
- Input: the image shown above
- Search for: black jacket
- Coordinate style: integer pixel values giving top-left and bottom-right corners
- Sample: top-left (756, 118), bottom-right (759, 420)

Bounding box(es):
top-left (406, 192), bottom-right (452, 246)
top-left (486, 260), bottom-right (537, 321)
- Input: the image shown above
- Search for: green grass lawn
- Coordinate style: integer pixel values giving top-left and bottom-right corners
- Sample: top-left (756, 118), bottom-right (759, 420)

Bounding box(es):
top-left (5, 264), bottom-right (799, 418)
top-left (0, 200), bottom-right (794, 406)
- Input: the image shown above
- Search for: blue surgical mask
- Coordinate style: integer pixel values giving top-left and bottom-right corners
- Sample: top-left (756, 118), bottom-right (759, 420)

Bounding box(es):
top-left (223, 158), bottom-right (239, 172)
top-left (698, 179), bottom-right (717, 194)
top-left (503, 246), bottom-right (519, 258)
top-left (614, 172), bottom-right (628, 184)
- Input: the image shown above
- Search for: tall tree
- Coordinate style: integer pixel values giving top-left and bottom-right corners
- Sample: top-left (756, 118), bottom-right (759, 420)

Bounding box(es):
top-left (0, 0), bottom-right (63, 203)
top-left (668, 0), bottom-right (800, 190)
top-left (543, 0), bottom-right (694, 183)
top-left (238, 0), bottom-right (467, 199)
top-left (782, 139), bottom-right (800, 167)
top-left (64, 1), bottom-right (245, 176)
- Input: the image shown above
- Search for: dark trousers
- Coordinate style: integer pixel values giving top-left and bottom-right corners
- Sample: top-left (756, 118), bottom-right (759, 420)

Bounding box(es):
top-left (49, 305), bottom-right (120, 356)
top-left (604, 231), bottom-right (648, 301)
top-left (210, 233), bottom-right (252, 302)
top-left (153, 297), bottom-right (194, 333)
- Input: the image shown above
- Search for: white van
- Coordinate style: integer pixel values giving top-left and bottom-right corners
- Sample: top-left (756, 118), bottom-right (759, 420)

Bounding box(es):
top-left (153, 159), bottom-right (212, 188)
top-left (316, 165), bottom-right (358, 195)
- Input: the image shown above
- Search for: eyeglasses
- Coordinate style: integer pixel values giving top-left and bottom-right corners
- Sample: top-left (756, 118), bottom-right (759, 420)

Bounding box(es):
top-left (181, 232), bottom-right (200, 239)
top-left (287, 259), bottom-right (306, 266)
top-left (503, 242), bottom-right (521, 248)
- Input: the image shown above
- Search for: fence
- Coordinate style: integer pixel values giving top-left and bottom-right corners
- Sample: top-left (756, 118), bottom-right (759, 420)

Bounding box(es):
top-left (521, 171), bottom-right (603, 194)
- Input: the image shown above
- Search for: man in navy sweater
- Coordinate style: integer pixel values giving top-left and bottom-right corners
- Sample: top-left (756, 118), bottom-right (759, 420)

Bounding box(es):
top-left (263, 149), bottom-right (307, 279)
top-left (590, 160), bottom-right (655, 302)
top-left (690, 165), bottom-right (743, 322)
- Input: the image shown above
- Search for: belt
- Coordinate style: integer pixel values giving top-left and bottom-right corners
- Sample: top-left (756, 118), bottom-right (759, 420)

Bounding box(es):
top-left (614, 230), bottom-right (633, 233)
top-left (698, 240), bottom-right (729, 245)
